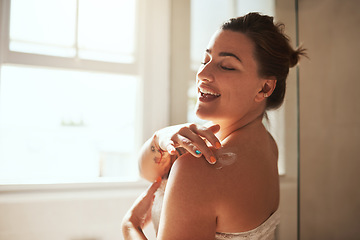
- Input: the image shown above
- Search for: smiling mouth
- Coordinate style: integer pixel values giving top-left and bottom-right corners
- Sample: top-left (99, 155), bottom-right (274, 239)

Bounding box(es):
top-left (198, 87), bottom-right (221, 102)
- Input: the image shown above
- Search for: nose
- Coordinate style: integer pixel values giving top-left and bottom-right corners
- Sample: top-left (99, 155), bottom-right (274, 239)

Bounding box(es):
top-left (197, 62), bottom-right (214, 82)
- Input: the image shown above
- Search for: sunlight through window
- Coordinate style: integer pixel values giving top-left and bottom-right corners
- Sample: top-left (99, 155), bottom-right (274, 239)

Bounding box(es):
top-left (1, 0), bottom-right (140, 183)
top-left (9, 0), bottom-right (136, 62)
top-left (0, 66), bottom-right (138, 182)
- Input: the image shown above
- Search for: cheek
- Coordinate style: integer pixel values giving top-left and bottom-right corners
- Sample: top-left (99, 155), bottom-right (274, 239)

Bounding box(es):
top-left (225, 83), bottom-right (258, 105)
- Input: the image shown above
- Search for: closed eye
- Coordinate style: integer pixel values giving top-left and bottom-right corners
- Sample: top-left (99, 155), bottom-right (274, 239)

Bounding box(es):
top-left (221, 66), bottom-right (235, 71)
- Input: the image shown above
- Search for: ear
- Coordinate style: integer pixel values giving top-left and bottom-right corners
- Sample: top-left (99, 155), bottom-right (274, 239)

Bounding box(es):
top-left (255, 78), bottom-right (277, 103)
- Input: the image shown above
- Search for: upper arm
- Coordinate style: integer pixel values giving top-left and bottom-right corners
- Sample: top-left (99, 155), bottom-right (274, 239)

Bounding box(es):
top-left (157, 154), bottom-right (217, 240)
top-left (138, 137), bottom-right (173, 182)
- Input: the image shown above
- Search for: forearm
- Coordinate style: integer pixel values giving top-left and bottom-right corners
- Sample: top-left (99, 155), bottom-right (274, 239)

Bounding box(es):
top-left (122, 180), bottom-right (162, 240)
top-left (138, 134), bottom-right (172, 182)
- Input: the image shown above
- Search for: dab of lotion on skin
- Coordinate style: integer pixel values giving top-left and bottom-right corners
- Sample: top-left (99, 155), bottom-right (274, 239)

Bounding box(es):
top-left (213, 149), bottom-right (237, 170)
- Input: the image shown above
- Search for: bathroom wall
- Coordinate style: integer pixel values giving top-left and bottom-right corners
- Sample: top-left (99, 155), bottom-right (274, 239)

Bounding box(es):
top-left (0, 182), bottom-right (156, 240)
top-left (298, 0), bottom-right (360, 239)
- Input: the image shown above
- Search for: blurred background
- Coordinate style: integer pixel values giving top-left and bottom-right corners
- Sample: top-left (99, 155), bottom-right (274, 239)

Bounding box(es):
top-left (0, 0), bottom-right (359, 239)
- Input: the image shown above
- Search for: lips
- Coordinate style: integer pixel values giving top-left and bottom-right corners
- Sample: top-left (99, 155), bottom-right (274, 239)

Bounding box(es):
top-left (198, 85), bottom-right (221, 102)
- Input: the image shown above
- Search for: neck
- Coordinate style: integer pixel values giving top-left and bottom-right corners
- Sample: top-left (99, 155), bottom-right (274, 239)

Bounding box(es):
top-left (213, 112), bottom-right (265, 141)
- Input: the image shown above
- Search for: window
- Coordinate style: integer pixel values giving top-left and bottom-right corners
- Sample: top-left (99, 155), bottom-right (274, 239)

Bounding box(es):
top-left (0, 0), bottom-right (170, 183)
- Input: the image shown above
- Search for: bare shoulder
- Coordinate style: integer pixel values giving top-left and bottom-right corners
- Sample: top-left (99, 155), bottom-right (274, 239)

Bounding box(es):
top-left (164, 152), bottom-right (219, 212)
top-left (212, 128), bottom-right (280, 232)
top-left (158, 126), bottom-right (280, 236)
top-left (169, 152), bottom-right (216, 187)
top-left (157, 153), bottom-right (218, 239)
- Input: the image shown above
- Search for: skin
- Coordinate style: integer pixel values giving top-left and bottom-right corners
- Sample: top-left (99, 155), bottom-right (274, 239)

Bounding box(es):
top-left (123, 29), bottom-right (279, 240)
top-left (195, 29), bottom-right (276, 139)
top-left (122, 178), bottom-right (162, 240)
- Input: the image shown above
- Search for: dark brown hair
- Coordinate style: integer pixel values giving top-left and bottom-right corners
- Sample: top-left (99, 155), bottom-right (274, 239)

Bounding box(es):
top-left (221, 12), bottom-right (306, 110)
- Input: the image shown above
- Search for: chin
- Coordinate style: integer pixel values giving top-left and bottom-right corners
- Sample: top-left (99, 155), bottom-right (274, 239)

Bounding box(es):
top-left (195, 101), bottom-right (225, 123)
top-left (195, 108), bottom-right (216, 121)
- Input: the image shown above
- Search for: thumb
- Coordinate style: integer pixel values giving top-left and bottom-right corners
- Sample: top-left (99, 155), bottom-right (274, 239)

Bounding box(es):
top-left (165, 141), bottom-right (177, 155)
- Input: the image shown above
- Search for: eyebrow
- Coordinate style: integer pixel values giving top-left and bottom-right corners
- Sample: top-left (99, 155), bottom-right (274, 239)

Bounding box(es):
top-left (206, 49), bottom-right (242, 63)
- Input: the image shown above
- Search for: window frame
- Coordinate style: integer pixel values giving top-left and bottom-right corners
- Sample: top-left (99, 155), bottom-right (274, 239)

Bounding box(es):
top-left (0, 0), bottom-right (171, 187)
top-left (0, 0), bottom-right (138, 75)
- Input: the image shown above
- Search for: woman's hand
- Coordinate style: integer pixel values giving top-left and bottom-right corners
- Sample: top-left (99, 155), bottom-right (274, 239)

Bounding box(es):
top-left (122, 178), bottom-right (162, 240)
top-left (138, 123), bottom-right (221, 182)
top-left (155, 123), bottom-right (221, 164)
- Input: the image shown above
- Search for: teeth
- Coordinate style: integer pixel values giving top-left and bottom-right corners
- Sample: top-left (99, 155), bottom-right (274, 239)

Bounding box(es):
top-left (199, 87), bottom-right (220, 96)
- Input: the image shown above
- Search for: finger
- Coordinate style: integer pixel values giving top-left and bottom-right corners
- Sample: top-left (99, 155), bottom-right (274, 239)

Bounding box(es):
top-left (146, 177), bottom-right (162, 197)
top-left (192, 138), bottom-right (217, 165)
top-left (171, 134), bottom-right (203, 158)
top-left (173, 133), bottom-right (217, 164)
top-left (189, 124), bottom-right (221, 149)
top-left (138, 177), bottom-right (162, 204)
top-left (165, 141), bottom-right (177, 155)
top-left (180, 125), bottom-right (219, 164)
top-left (208, 124), bottom-right (221, 134)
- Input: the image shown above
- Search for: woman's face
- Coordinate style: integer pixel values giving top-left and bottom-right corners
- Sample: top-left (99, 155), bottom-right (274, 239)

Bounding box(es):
top-left (195, 29), bottom-right (266, 124)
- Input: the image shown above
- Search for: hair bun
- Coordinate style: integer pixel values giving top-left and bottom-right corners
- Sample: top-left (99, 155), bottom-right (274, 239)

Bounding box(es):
top-left (290, 46), bottom-right (307, 68)
top-left (221, 12), bottom-right (307, 110)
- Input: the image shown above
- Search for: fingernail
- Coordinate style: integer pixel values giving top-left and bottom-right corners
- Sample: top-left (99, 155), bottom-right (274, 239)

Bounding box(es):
top-left (167, 145), bottom-right (176, 154)
top-left (210, 156), bottom-right (216, 164)
top-left (195, 150), bottom-right (201, 155)
top-left (155, 176), bottom-right (162, 183)
top-left (215, 142), bottom-right (221, 149)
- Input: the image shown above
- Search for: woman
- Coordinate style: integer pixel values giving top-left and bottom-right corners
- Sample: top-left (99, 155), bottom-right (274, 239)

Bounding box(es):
top-left (122, 12), bottom-right (306, 240)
